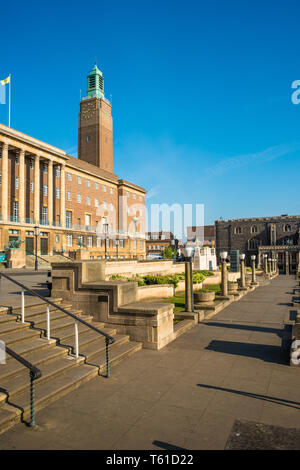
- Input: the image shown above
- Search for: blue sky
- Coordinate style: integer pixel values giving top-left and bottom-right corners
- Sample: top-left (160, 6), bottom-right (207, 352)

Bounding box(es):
top-left (0, 0), bottom-right (300, 228)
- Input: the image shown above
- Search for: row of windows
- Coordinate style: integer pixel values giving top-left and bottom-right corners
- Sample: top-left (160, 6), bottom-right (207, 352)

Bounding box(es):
top-left (65, 234), bottom-right (143, 249)
top-left (0, 174), bottom-right (143, 203)
top-left (234, 224), bottom-right (295, 234)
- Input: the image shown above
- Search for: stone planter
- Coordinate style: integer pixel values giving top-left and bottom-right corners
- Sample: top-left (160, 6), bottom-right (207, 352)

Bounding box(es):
top-left (194, 291), bottom-right (215, 303)
top-left (228, 282), bottom-right (238, 293)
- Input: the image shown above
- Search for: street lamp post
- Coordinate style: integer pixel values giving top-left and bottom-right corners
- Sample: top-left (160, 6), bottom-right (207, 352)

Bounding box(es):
top-left (116, 239), bottom-right (119, 259)
top-left (171, 239), bottom-right (175, 262)
top-left (34, 226), bottom-right (39, 271)
top-left (220, 251), bottom-right (228, 296)
top-left (132, 217), bottom-right (138, 260)
top-left (184, 245), bottom-right (194, 312)
top-left (263, 254), bottom-right (268, 275)
top-left (251, 255), bottom-right (258, 285)
top-left (268, 257), bottom-right (272, 275)
top-left (239, 253), bottom-right (246, 289)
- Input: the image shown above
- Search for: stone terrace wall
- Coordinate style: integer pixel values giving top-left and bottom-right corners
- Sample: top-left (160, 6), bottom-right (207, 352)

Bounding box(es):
top-left (105, 260), bottom-right (186, 279)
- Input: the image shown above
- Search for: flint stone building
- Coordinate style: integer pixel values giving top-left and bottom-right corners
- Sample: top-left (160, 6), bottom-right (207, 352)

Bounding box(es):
top-left (215, 215), bottom-right (300, 274)
top-left (0, 64), bottom-right (146, 259)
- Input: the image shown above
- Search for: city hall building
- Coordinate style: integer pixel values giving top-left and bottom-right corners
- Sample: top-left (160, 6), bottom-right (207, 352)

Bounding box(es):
top-left (215, 215), bottom-right (300, 274)
top-left (0, 64), bottom-right (146, 259)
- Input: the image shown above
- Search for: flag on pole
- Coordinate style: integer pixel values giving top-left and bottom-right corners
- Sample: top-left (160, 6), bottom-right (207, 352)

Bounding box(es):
top-left (0, 76), bottom-right (9, 104)
top-left (1, 76), bottom-right (10, 85)
top-left (0, 75), bottom-right (11, 126)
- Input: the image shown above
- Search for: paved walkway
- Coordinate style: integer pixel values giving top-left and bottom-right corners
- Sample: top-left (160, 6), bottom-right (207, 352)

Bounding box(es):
top-left (0, 273), bottom-right (49, 309)
top-left (0, 275), bottom-right (299, 450)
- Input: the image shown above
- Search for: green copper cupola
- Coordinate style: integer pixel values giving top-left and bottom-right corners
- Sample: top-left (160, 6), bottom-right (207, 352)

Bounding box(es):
top-left (87, 63), bottom-right (104, 99)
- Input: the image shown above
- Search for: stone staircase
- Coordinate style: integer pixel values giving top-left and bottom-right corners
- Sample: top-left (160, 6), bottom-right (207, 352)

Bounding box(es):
top-left (25, 254), bottom-right (71, 268)
top-left (0, 299), bottom-right (142, 434)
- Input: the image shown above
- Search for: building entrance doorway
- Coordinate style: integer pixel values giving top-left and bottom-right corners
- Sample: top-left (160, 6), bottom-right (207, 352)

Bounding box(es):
top-left (25, 237), bottom-right (34, 255)
top-left (40, 238), bottom-right (48, 255)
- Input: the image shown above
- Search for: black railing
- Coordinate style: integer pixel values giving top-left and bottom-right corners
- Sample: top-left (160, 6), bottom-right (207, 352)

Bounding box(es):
top-left (26, 251), bottom-right (50, 265)
top-left (0, 272), bottom-right (115, 425)
top-left (4, 345), bottom-right (41, 427)
top-left (0, 272), bottom-right (115, 349)
top-left (53, 251), bottom-right (74, 261)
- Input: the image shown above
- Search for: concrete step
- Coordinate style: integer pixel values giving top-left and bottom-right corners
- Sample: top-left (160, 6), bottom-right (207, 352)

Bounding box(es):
top-left (173, 319), bottom-right (196, 339)
top-left (0, 335), bottom-right (135, 401)
top-left (0, 314), bottom-right (20, 325)
top-left (0, 327), bottom-right (42, 347)
top-left (4, 337), bottom-right (56, 360)
top-left (80, 333), bottom-right (131, 361)
top-left (0, 338), bottom-right (142, 435)
top-left (0, 363), bottom-right (99, 435)
top-left (0, 355), bottom-right (86, 404)
top-left (0, 320), bottom-right (29, 335)
top-left (54, 325), bottom-right (116, 350)
top-left (27, 313), bottom-right (93, 337)
top-left (90, 340), bottom-right (142, 374)
top-left (0, 344), bottom-right (69, 381)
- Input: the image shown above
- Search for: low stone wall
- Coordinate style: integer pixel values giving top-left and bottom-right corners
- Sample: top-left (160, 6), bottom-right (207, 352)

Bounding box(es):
top-left (6, 248), bottom-right (26, 268)
top-left (175, 281), bottom-right (203, 293)
top-left (138, 284), bottom-right (174, 300)
top-left (105, 260), bottom-right (185, 279)
top-left (202, 274), bottom-right (221, 285)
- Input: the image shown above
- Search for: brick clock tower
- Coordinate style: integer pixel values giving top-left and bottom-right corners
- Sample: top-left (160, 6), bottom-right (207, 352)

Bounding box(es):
top-left (78, 63), bottom-right (113, 172)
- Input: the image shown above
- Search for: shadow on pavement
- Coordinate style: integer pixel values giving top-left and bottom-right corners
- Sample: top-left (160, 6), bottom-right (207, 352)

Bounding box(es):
top-left (205, 340), bottom-right (289, 365)
top-left (197, 384), bottom-right (300, 410)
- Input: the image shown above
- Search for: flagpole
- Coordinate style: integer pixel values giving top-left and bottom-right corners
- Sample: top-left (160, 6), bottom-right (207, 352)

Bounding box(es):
top-left (8, 74), bottom-right (11, 127)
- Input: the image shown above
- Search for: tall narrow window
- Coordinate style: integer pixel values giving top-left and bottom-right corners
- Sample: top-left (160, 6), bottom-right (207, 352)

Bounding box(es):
top-left (13, 201), bottom-right (19, 222)
top-left (66, 211), bottom-right (72, 228)
top-left (42, 206), bottom-right (48, 224)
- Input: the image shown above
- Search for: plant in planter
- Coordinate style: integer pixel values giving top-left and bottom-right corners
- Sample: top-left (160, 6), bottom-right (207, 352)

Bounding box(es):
top-left (194, 288), bottom-right (216, 303)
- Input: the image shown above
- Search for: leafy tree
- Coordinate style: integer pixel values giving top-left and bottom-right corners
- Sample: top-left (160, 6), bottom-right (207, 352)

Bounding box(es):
top-left (163, 246), bottom-right (177, 259)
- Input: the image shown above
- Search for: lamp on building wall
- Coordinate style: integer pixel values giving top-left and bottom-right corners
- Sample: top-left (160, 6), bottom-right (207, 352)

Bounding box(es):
top-left (34, 226), bottom-right (40, 271)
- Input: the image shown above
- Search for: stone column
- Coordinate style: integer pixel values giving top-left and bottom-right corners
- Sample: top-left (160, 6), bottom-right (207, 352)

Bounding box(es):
top-left (1, 143), bottom-right (8, 222)
top-left (285, 251), bottom-right (289, 276)
top-left (19, 149), bottom-right (25, 223)
top-left (268, 258), bottom-right (272, 274)
top-left (34, 155), bottom-right (40, 224)
top-left (221, 253), bottom-right (228, 296)
top-left (60, 164), bottom-right (65, 228)
top-left (251, 255), bottom-right (258, 285)
top-left (263, 254), bottom-right (268, 274)
top-left (239, 254), bottom-right (246, 289)
top-left (48, 159), bottom-right (53, 226)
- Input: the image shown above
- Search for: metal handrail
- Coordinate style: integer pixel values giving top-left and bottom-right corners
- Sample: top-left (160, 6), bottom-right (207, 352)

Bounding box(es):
top-left (0, 272), bottom-right (115, 345)
top-left (5, 345), bottom-right (41, 379)
top-left (26, 251), bottom-right (49, 265)
top-left (54, 252), bottom-right (74, 262)
top-left (4, 345), bottom-right (41, 427)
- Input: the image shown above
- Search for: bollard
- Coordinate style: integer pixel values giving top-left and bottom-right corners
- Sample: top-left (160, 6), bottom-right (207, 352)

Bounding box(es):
top-left (184, 246), bottom-right (194, 312)
top-left (220, 252), bottom-right (228, 296)
top-left (240, 254), bottom-right (246, 289)
top-left (251, 255), bottom-right (258, 285)
top-left (263, 254), bottom-right (268, 275)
